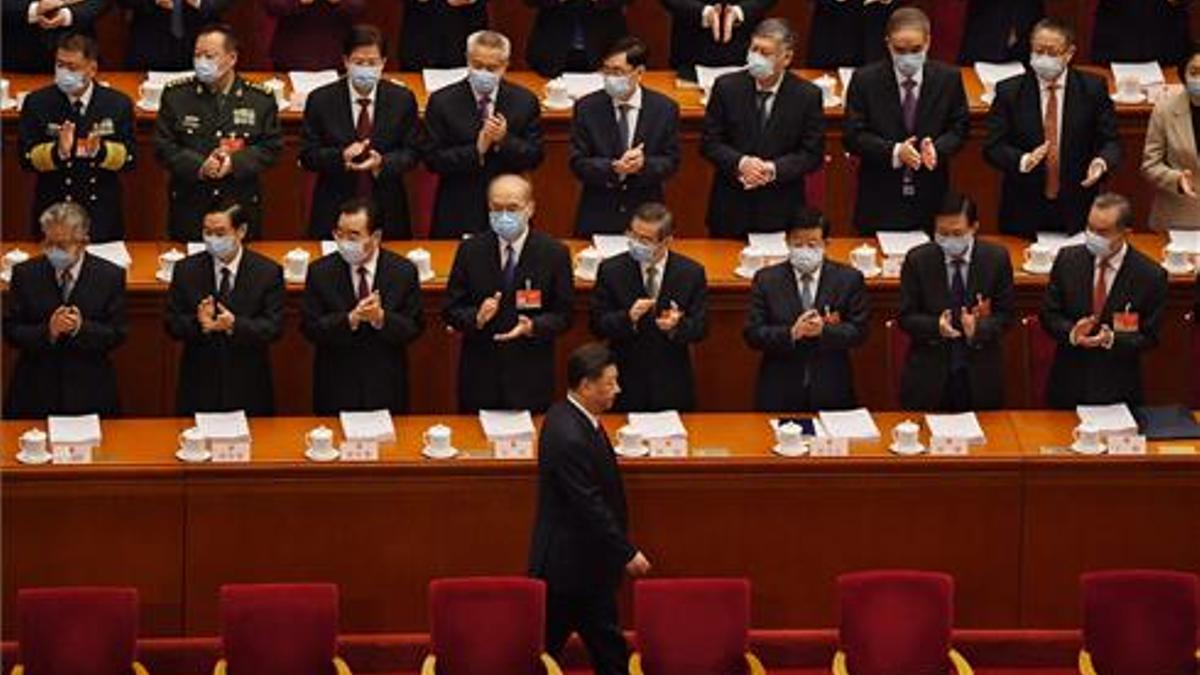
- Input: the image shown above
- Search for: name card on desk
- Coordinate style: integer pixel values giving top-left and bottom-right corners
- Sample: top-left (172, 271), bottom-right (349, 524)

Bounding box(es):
top-left (339, 440), bottom-right (379, 462)
top-left (51, 444), bottom-right (93, 464)
top-left (493, 436), bottom-right (534, 460)
top-left (648, 435), bottom-right (688, 458)
top-left (930, 436), bottom-right (969, 456)
top-left (1107, 434), bottom-right (1147, 456)
top-left (810, 436), bottom-right (849, 457)
top-left (211, 441), bottom-right (251, 463)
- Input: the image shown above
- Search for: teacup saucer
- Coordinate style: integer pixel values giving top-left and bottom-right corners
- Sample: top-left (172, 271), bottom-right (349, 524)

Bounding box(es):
top-left (283, 271), bottom-right (307, 284)
top-left (1070, 441), bottom-right (1107, 456)
top-left (16, 450), bottom-right (52, 465)
top-left (136, 99), bottom-right (160, 111)
top-left (979, 92), bottom-right (995, 106)
top-left (155, 270), bottom-right (173, 283)
top-left (175, 448), bottom-right (211, 463)
top-left (1110, 92), bottom-right (1146, 105)
top-left (772, 443), bottom-right (809, 458)
top-left (305, 446), bottom-right (340, 462)
top-left (417, 269), bottom-right (436, 283)
top-left (542, 98), bottom-right (573, 111)
top-left (821, 95), bottom-right (843, 108)
top-left (1022, 262), bottom-right (1053, 275)
top-left (889, 442), bottom-right (926, 456)
top-left (574, 268), bottom-right (597, 282)
top-left (855, 266), bottom-right (883, 279)
top-left (615, 443), bottom-right (649, 458)
top-left (734, 266), bottom-right (761, 280)
top-left (1161, 261), bottom-right (1196, 276)
top-left (421, 445), bottom-right (459, 460)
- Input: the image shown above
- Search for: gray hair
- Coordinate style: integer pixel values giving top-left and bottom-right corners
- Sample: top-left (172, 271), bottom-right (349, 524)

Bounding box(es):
top-left (886, 7), bottom-right (931, 38)
top-left (39, 202), bottom-right (90, 239)
top-left (752, 18), bottom-right (796, 51)
top-left (466, 30), bottom-right (511, 62)
top-left (631, 202), bottom-right (674, 240)
top-left (1092, 192), bottom-right (1134, 229)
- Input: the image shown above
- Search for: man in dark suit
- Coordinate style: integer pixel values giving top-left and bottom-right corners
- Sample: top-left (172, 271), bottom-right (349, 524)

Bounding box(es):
top-left (1091, 0), bottom-right (1192, 65)
top-left (984, 18), bottom-right (1121, 238)
top-left (844, 7), bottom-right (970, 234)
top-left (118, 0), bottom-right (233, 70)
top-left (659, 0), bottom-right (776, 81)
top-left (153, 24), bottom-right (283, 241)
top-left (899, 192), bottom-right (1015, 412)
top-left (2, 0), bottom-right (106, 73)
top-left (807, 0), bottom-right (899, 68)
top-left (442, 175), bottom-right (574, 413)
top-left (165, 201), bottom-right (285, 416)
top-left (524, 0), bottom-right (629, 77)
top-left (300, 24), bottom-right (421, 240)
top-left (743, 207), bottom-right (870, 412)
top-left (301, 198), bottom-right (424, 415)
top-left (959, 0), bottom-right (1043, 64)
top-left (590, 203), bottom-right (707, 412)
top-left (528, 342), bottom-right (651, 675)
top-left (570, 37), bottom-right (680, 236)
top-left (398, 0), bottom-right (488, 71)
top-left (3, 202), bottom-right (127, 419)
top-left (701, 18), bottom-right (824, 237)
top-left (1040, 193), bottom-right (1168, 408)
top-left (18, 34), bottom-right (135, 243)
top-left (423, 30), bottom-right (544, 239)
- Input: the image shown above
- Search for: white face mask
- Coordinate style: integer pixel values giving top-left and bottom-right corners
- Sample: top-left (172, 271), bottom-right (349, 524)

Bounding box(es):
top-left (1030, 53), bottom-right (1066, 82)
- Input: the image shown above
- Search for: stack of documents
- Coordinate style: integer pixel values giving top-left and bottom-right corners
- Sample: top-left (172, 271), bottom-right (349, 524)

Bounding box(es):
top-left (747, 232), bottom-right (789, 256)
top-left (85, 242), bottom-right (132, 269)
top-left (876, 231), bottom-right (929, 258)
top-left (1076, 404), bottom-right (1139, 435)
top-left (818, 408), bottom-right (880, 440)
top-left (627, 411), bottom-right (688, 439)
top-left (593, 235), bottom-right (630, 259)
top-left (195, 411), bottom-right (250, 440)
top-left (925, 412), bottom-right (986, 446)
top-left (47, 414), bottom-right (102, 445)
top-left (422, 68), bottom-right (467, 95)
top-left (339, 409), bottom-right (396, 442)
top-left (479, 410), bottom-right (535, 439)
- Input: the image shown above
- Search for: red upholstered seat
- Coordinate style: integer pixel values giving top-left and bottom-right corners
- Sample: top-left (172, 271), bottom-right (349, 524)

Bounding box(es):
top-left (885, 319), bottom-right (910, 408)
top-left (1189, 311), bottom-right (1199, 407)
top-left (1021, 315), bottom-right (1056, 408)
top-left (15, 586), bottom-right (143, 675)
top-left (928, 0), bottom-right (968, 64)
top-left (1079, 570), bottom-right (1199, 675)
top-left (217, 583), bottom-right (347, 675)
top-left (835, 570), bottom-right (971, 675)
top-left (805, 155), bottom-right (831, 208)
top-left (424, 577), bottom-right (559, 675)
top-left (630, 578), bottom-right (764, 675)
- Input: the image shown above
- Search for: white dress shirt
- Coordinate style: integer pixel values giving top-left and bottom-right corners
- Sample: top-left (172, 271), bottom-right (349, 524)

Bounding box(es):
top-left (1020, 70), bottom-right (1068, 173)
top-left (640, 251), bottom-right (668, 297)
top-left (348, 245), bottom-right (379, 295)
top-left (793, 262), bottom-right (823, 310)
top-left (213, 245), bottom-right (244, 293)
top-left (348, 80), bottom-right (379, 129)
top-left (613, 85), bottom-right (642, 150)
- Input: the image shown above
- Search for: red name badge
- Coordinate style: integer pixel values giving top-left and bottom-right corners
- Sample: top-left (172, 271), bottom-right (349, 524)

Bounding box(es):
top-left (1113, 310), bottom-right (1139, 333)
top-left (516, 288), bottom-right (542, 311)
top-left (218, 136), bottom-right (245, 154)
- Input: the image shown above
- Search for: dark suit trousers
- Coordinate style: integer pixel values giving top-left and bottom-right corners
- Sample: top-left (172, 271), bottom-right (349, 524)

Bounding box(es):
top-left (546, 588), bottom-right (628, 675)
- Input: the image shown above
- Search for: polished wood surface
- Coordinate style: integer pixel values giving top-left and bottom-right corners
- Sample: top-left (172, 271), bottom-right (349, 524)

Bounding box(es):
top-left (0, 66), bottom-right (1179, 243)
top-left (3, 412), bottom-right (1196, 635)
top-left (2, 235), bottom-right (1196, 417)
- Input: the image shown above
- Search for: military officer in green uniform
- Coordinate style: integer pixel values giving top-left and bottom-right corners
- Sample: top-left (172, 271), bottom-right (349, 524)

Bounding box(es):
top-left (153, 23), bottom-right (282, 242)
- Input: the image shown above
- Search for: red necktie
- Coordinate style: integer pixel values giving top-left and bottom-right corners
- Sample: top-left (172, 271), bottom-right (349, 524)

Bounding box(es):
top-left (1092, 257), bottom-right (1110, 315)
top-left (1044, 83), bottom-right (1060, 199)
top-left (355, 98), bottom-right (373, 198)
top-left (357, 266), bottom-right (370, 301)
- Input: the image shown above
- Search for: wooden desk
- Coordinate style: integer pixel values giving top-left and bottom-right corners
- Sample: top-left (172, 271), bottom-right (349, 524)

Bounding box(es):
top-left (0, 68), bottom-right (1177, 242)
top-left (2, 235), bottom-right (1196, 416)
top-left (2, 412), bottom-right (1196, 636)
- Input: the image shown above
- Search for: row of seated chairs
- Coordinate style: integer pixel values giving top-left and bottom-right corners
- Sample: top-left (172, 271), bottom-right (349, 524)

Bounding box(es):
top-left (9, 570), bottom-right (1199, 675)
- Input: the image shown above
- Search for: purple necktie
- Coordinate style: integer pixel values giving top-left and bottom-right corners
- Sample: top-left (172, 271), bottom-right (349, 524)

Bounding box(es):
top-left (901, 78), bottom-right (918, 134)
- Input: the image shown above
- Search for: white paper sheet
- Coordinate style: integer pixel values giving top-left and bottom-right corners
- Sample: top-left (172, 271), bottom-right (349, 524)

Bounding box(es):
top-left (1168, 229), bottom-right (1200, 253)
top-left (560, 72), bottom-right (604, 99)
top-left (973, 62), bottom-right (1025, 88)
top-left (627, 411), bottom-right (688, 439)
top-left (592, 235), bottom-right (629, 259)
top-left (1111, 62), bottom-right (1165, 86)
top-left (85, 241), bottom-right (132, 269)
top-left (1035, 231), bottom-right (1086, 253)
top-left (1076, 404), bottom-right (1139, 434)
top-left (747, 231), bottom-right (789, 255)
top-left (195, 411), bottom-right (250, 440)
top-left (187, 242), bottom-right (205, 256)
top-left (145, 71), bottom-right (193, 84)
top-left (838, 67), bottom-right (856, 95)
top-left (818, 408), bottom-right (880, 440)
top-left (695, 65), bottom-right (743, 93)
top-left (47, 414), bottom-right (102, 444)
top-left (320, 240), bottom-right (338, 256)
top-left (875, 231), bottom-right (929, 257)
top-left (479, 410), bottom-right (535, 438)
top-left (339, 409), bottom-right (396, 442)
top-left (925, 412), bottom-right (987, 445)
top-left (422, 68), bottom-right (468, 95)
top-left (288, 70), bottom-right (340, 95)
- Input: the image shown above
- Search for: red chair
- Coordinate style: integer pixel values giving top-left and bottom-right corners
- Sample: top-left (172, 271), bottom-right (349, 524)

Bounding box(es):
top-left (13, 587), bottom-right (146, 675)
top-left (1020, 315), bottom-right (1057, 408)
top-left (629, 578), bottom-right (764, 675)
top-left (833, 570), bottom-right (972, 675)
top-left (422, 577), bottom-right (561, 675)
top-left (1188, 310), bottom-right (1199, 407)
top-left (928, 0), bottom-right (968, 64)
top-left (1079, 570), bottom-right (1200, 675)
top-left (884, 319), bottom-right (911, 409)
top-left (805, 154), bottom-right (832, 209)
top-left (215, 583), bottom-right (349, 675)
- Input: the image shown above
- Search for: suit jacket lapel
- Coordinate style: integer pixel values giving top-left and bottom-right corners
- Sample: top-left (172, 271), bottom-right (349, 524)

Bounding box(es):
top-left (1171, 93), bottom-right (1199, 162)
top-left (930, 251), bottom-right (953, 310)
top-left (913, 64), bottom-right (937, 136)
top-left (883, 66), bottom-right (906, 138)
top-left (1020, 73), bottom-right (1044, 146)
top-left (812, 264), bottom-right (835, 313)
top-left (339, 79), bottom-right (358, 142)
top-left (1102, 250), bottom-right (1136, 315)
top-left (599, 98), bottom-right (623, 155)
top-left (1060, 70), bottom-right (1081, 162)
top-left (226, 253), bottom-right (252, 313)
top-left (333, 255), bottom-right (357, 308)
top-left (779, 265), bottom-right (804, 320)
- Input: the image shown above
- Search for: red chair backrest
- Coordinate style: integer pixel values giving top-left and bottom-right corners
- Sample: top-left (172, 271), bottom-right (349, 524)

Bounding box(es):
top-left (928, 0), bottom-right (968, 64)
top-left (805, 155), bottom-right (831, 210)
top-left (837, 570), bottom-right (955, 675)
top-left (634, 578), bottom-right (751, 675)
top-left (1082, 570), bottom-right (1199, 675)
top-left (1189, 311), bottom-right (1199, 407)
top-left (1021, 315), bottom-right (1057, 408)
top-left (220, 583), bottom-right (340, 675)
top-left (17, 587), bottom-right (139, 675)
top-left (428, 577), bottom-right (547, 675)
top-left (410, 167), bottom-right (440, 240)
top-left (885, 319), bottom-right (911, 409)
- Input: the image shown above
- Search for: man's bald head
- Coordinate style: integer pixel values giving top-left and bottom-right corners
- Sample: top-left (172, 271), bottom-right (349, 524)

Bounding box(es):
top-left (488, 174), bottom-right (535, 213)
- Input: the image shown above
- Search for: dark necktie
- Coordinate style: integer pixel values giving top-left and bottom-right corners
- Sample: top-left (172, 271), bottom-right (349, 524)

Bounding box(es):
top-left (901, 78), bottom-right (918, 133)
top-left (502, 244), bottom-right (516, 290)
top-left (477, 94), bottom-right (491, 124)
top-left (950, 258), bottom-right (968, 371)
top-left (755, 90), bottom-right (772, 131)
top-left (800, 273), bottom-right (814, 311)
top-left (357, 265), bottom-right (370, 301)
top-left (59, 269), bottom-right (73, 302)
top-left (616, 103), bottom-right (631, 153)
top-left (645, 265), bottom-right (659, 299)
top-left (170, 0), bottom-right (184, 39)
top-left (217, 267), bottom-right (232, 305)
top-left (355, 97), bottom-right (373, 197)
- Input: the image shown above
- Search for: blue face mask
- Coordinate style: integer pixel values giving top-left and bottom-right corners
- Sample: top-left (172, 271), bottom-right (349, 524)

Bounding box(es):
top-left (194, 56), bottom-right (222, 85)
top-left (789, 245), bottom-right (824, 275)
top-left (45, 246), bottom-right (75, 271)
top-left (337, 238), bottom-right (369, 266)
top-left (489, 210), bottom-right (527, 243)
top-left (54, 67), bottom-right (86, 96)
top-left (204, 233), bottom-right (237, 260)
top-left (1084, 230), bottom-right (1115, 259)
top-left (893, 50), bottom-right (927, 78)
top-left (348, 64), bottom-right (382, 94)
top-left (603, 74), bottom-right (634, 101)
top-left (468, 68), bottom-right (500, 96)
top-left (746, 51), bottom-right (775, 81)
top-left (627, 238), bottom-right (659, 265)
top-left (1187, 77), bottom-right (1200, 100)
top-left (935, 233), bottom-right (973, 260)
top-left (1030, 53), bottom-right (1066, 82)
